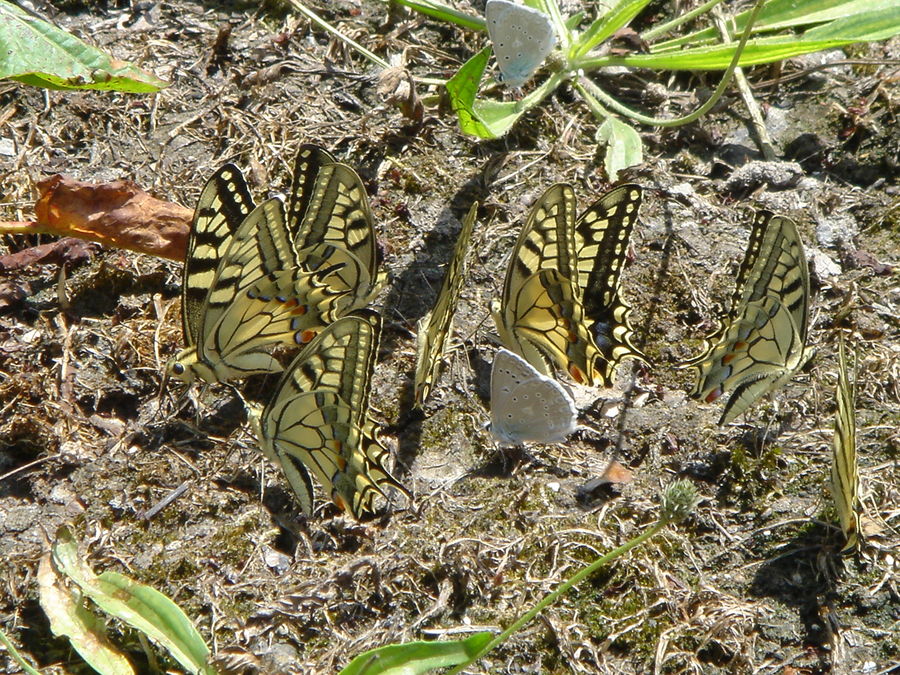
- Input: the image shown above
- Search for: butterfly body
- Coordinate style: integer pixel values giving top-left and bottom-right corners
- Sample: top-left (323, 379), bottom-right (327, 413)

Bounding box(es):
top-left (490, 348), bottom-right (577, 445)
top-left (485, 0), bottom-right (556, 88)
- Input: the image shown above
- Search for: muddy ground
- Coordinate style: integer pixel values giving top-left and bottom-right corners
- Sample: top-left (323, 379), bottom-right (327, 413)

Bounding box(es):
top-left (1, 1), bottom-right (898, 673)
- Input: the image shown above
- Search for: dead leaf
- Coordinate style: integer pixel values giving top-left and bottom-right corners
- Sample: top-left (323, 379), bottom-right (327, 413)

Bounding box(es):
top-left (377, 66), bottom-right (424, 123)
top-left (600, 459), bottom-right (634, 485)
top-left (17, 174), bottom-right (193, 261)
top-left (0, 279), bottom-right (32, 311)
top-left (0, 237), bottom-right (98, 272)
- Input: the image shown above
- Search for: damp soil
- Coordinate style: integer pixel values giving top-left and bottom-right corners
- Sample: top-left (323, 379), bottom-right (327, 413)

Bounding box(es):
top-left (1, 1), bottom-right (898, 673)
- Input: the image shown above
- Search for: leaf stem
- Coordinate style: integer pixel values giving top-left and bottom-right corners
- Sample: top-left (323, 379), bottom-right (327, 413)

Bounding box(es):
top-left (571, 0), bottom-right (765, 128)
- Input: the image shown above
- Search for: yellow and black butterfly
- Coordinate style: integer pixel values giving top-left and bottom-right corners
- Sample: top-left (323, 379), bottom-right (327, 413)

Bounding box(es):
top-left (492, 183), bottom-right (644, 386)
top-left (247, 311), bottom-right (409, 518)
top-left (414, 203), bottom-right (478, 407)
top-left (167, 146), bottom-right (379, 384)
top-left (831, 337), bottom-right (860, 554)
top-left (682, 211), bottom-right (810, 424)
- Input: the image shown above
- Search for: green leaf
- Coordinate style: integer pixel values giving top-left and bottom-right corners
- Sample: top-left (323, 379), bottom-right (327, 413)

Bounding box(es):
top-left (391, 0), bottom-right (485, 31)
top-left (592, 9), bottom-right (900, 71)
top-left (51, 526), bottom-right (215, 675)
top-left (446, 48), bottom-right (521, 138)
top-left (653, 0), bottom-right (898, 50)
top-left (338, 633), bottom-right (494, 675)
top-left (597, 117), bottom-right (642, 180)
top-left (0, 0), bottom-right (167, 92)
top-left (37, 552), bottom-right (136, 675)
top-left (574, 0), bottom-right (653, 57)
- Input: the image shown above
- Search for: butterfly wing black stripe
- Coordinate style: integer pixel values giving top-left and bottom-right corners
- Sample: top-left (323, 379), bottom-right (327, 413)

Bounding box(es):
top-left (287, 146), bottom-right (377, 281)
top-left (183, 164), bottom-right (254, 346)
top-left (573, 184), bottom-right (645, 383)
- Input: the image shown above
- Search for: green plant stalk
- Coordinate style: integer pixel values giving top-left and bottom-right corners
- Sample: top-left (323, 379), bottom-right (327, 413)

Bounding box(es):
top-left (289, 0), bottom-right (388, 67)
top-left (571, 0), bottom-right (764, 128)
top-left (641, 0), bottom-right (728, 42)
top-left (537, 0), bottom-right (572, 52)
top-left (389, 0), bottom-right (486, 31)
top-left (445, 519), bottom-right (669, 675)
top-left (0, 628), bottom-right (42, 675)
top-left (712, 8), bottom-right (776, 160)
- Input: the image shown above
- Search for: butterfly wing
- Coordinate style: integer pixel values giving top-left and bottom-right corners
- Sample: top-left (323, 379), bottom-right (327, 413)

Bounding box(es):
top-left (684, 213), bottom-right (811, 424)
top-left (254, 312), bottom-right (408, 518)
top-left (288, 145), bottom-right (378, 287)
top-left (490, 348), bottom-right (576, 445)
top-left (170, 197), bottom-right (322, 382)
top-left (736, 215), bottom-right (809, 345)
top-left (495, 185), bottom-right (602, 385)
top-left (494, 268), bottom-right (598, 385)
top-left (832, 337), bottom-right (860, 553)
top-left (573, 184), bottom-right (645, 384)
top-left (414, 203), bottom-right (478, 407)
top-left (182, 164), bottom-right (255, 347)
top-left (485, 0), bottom-right (556, 89)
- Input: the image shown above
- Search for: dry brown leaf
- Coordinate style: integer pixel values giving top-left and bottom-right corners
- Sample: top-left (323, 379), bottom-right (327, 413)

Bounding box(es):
top-left (1, 174), bottom-right (193, 262)
top-left (0, 237), bottom-right (98, 272)
top-left (600, 459), bottom-right (634, 485)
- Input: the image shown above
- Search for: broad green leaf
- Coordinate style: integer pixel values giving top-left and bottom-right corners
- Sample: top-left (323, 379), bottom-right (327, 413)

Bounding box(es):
top-left (0, 0), bottom-right (167, 92)
top-left (51, 526), bottom-right (214, 675)
top-left (446, 48), bottom-right (513, 138)
top-left (597, 117), bottom-right (642, 180)
top-left (653, 0), bottom-right (898, 50)
top-left (37, 552), bottom-right (135, 675)
top-left (447, 48), bottom-right (564, 139)
top-left (338, 633), bottom-right (494, 675)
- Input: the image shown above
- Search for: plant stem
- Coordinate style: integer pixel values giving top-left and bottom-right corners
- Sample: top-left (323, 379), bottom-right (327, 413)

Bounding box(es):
top-left (712, 7), bottom-right (776, 160)
top-left (287, 0), bottom-right (446, 87)
top-left (571, 0), bottom-right (765, 128)
top-left (641, 0), bottom-right (728, 42)
top-left (446, 519), bottom-right (669, 675)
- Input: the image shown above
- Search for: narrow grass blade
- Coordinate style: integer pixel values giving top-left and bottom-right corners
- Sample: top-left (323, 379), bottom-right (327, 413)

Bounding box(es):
top-left (391, 0), bottom-right (486, 31)
top-left (0, 627), bottom-right (44, 675)
top-left (653, 0), bottom-right (898, 50)
top-left (575, 0), bottom-right (653, 58)
top-left (590, 12), bottom-right (899, 72)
